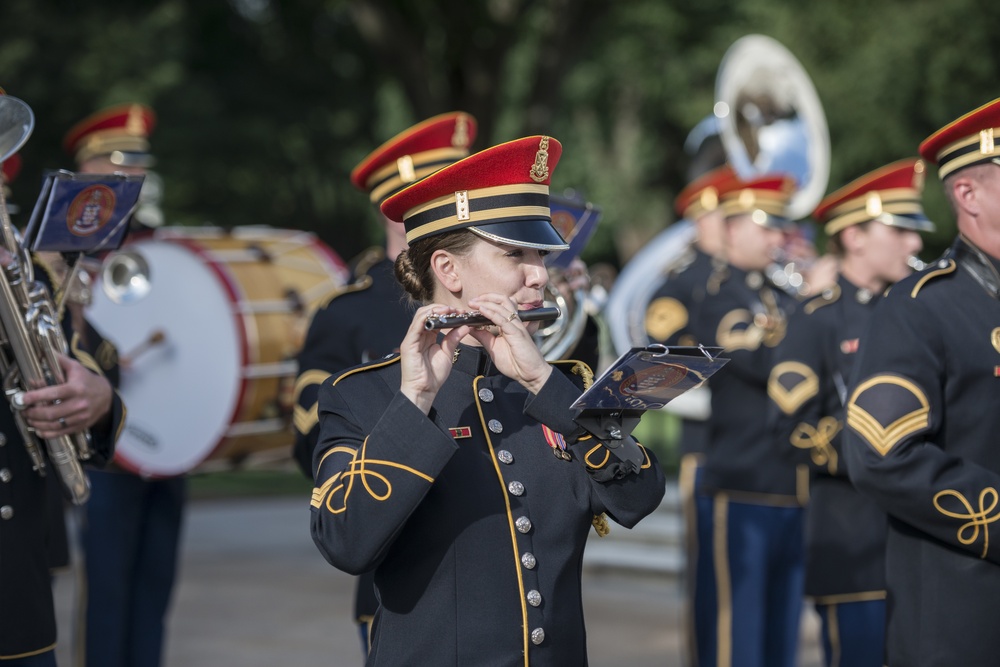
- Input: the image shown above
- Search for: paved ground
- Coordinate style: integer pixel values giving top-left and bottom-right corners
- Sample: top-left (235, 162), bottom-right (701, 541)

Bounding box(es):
top-left (53, 496), bottom-right (822, 666)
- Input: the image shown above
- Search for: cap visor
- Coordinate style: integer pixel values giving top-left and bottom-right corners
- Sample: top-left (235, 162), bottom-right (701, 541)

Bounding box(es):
top-left (469, 219), bottom-right (569, 251)
top-left (876, 212), bottom-right (936, 233)
top-left (744, 210), bottom-right (791, 230)
top-left (109, 151), bottom-right (155, 168)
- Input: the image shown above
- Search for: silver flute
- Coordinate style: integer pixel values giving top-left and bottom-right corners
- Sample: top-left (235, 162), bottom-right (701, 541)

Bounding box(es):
top-left (424, 306), bottom-right (562, 331)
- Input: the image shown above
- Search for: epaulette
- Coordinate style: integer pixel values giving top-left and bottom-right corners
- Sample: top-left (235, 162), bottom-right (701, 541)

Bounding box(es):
top-left (331, 353), bottom-right (400, 387)
top-left (317, 246), bottom-right (385, 309)
top-left (909, 259), bottom-right (956, 298)
top-left (803, 283), bottom-right (841, 315)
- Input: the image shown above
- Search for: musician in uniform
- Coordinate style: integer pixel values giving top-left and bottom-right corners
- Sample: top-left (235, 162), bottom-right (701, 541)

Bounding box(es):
top-left (292, 111), bottom-right (477, 653)
top-left (641, 162), bottom-right (733, 666)
top-left (310, 135), bottom-right (666, 665)
top-left (843, 97), bottom-right (1000, 665)
top-left (0, 95), bottom-right (126, 667)
top-left (63, 103), bottom-right (184, 667)
top-left (688, 173), bottom-right (804, 667)
top-left (768, 159), bottom-right (932, 667)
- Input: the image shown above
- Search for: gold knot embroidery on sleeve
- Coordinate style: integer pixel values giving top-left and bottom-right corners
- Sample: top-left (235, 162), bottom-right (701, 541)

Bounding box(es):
top-left (315, 438), bottom-right (435, 514)
top-left (790, 416), bottom-right (841, 475)
top-left (933, 487), bottom-right (1000, 559)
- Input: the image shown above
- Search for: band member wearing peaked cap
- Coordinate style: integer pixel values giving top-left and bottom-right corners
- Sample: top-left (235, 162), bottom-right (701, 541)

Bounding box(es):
top-left (292, 111), bottom-right (477, 655)
top-left (309, 136), bottom-right (666, 666)
top-left (642, 162), bottom-right (735, 666)
top-left (64, 102), bottom-right (185, 667)
top-left (688, 173), bottom-right (805, 667)
top-left (769, 158), bottom-right (933, 667)
top-left (843, 97), bottom-right (1000, 666)
top-left (0, 91), bottom-right (125, 666)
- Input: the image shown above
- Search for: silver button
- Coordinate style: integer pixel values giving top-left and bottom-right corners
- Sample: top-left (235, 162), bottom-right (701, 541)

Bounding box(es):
top-left (0, 468), bottom-right (10, 483)
top-left (497, 450), bottom-right (513, 465)
top-left (478, 388), bottom-right (495, 402)
top-left (515, 516), bottom-right (532, 533)
top-left (521, 552), bottom-right (536, 569)
top-left (0, 433), bottom-right (6, 446)
top-left (0, 505), bottom-right (12, 520)
top-left (527, 590), bottom-right (542, 607)
top-left (488, 419), bottom-right (503, 434)
top-left (508, 481), bottom-right (524, 496)
top-left (531, 627), bottom-right (545, 645)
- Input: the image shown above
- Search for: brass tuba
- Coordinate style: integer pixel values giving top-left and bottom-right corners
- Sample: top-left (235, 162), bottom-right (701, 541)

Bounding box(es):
top-left (604, 34), bottom-right (831, 356)
top-left (0, 95), bottom-right (93, 504)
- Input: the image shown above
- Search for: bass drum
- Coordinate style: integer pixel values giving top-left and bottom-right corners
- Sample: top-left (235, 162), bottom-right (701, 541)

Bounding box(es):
top-left (88, 226), bottom-right (350, 478)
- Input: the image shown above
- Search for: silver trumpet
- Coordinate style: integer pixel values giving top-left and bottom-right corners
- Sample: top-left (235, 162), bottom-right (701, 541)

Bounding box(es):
top-left (424, 306), bottom-right (561, 331)
top-left (0, 95), bottom-right (92, 504)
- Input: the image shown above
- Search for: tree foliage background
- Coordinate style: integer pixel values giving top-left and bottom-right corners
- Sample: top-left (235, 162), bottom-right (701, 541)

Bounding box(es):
top-left (3, 0), bottom-right (1000, 267)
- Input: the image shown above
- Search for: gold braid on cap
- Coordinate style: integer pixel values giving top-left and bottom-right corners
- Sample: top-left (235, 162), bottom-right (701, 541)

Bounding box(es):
top-left (529, 136), bottom-right (550, 183)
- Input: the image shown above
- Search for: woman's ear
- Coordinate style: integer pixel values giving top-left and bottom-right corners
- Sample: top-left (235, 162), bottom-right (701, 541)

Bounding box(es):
top-left (840, 225), bottom-right (863, 254)
top-left (430, 249), bottom-right (463, 294)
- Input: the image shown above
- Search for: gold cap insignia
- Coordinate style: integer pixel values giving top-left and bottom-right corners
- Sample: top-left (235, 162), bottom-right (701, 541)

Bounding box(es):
top-left (529, 136), bottom-right (550, 183)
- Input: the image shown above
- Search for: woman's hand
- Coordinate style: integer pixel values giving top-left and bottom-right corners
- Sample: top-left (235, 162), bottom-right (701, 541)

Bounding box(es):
top-left (399, 304), bottom-right (471, 414)
top-left (466, 294), bottom-right (552, 394)
top-left (20, 354), bottom-right (113, 439)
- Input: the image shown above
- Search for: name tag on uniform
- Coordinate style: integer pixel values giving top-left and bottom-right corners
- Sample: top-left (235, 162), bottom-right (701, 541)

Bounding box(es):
top-left (449, 427), bottom-right (472, 439)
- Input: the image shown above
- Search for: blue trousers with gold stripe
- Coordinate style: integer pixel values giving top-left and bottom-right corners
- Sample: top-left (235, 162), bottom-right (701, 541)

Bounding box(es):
top-left (814, 599), bottom-right (885, 667)
top-left (692, 494), bottom-right (804, 667)
top-left (80, 470), bottom-right (186, 667)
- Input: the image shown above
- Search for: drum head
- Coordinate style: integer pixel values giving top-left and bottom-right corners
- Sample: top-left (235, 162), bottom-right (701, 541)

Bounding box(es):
top-left (89, 238), bottom-right (244, 477)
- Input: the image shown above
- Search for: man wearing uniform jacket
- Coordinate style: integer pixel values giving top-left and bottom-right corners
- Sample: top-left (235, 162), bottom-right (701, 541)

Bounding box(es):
top-left (688, 173), bottom-right (804, 667)
top-left (769, 158), bottom-right (932, 667)
top-left (844, 97), bottom-right (1000, 665)
top-left (0, 179), bottom-right (125, 667)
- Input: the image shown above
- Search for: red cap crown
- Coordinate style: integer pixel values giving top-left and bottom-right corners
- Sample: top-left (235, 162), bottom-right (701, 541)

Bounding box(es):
top-left (674, 164), bottom-right (738, 219)
top-left (718, 174), bottom-right (796, 228)
top-left (380, 136), bottom-right (568, 250)
top-left (919, 97), bottom-right (1000, 179)
top-left (814, 158), bottom-right (933, 235)
top-left (350, 112), bottom-right (477, 206)
top-left (63, 103), bottom-right (156, 167)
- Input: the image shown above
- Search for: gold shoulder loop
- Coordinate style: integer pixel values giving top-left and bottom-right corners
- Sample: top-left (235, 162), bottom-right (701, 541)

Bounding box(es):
top-left (803, 284), bottom-right (841, 315)
top-left (318, 246), bottom-right (387, 309)
top-left (910, 260), bottom-right (956, 298)
top-left (353, 245), bottom-right (386, 280)
top-left (331, 354), bottom-right (400, 386)
top-left (592, 513), bottom-right (610, 537)
top-left (570, 360), bottom-right (594, 390)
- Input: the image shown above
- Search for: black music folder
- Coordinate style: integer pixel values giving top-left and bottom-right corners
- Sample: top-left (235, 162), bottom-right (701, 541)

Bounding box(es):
top-left (572, 345), bottom-right (728, 475)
